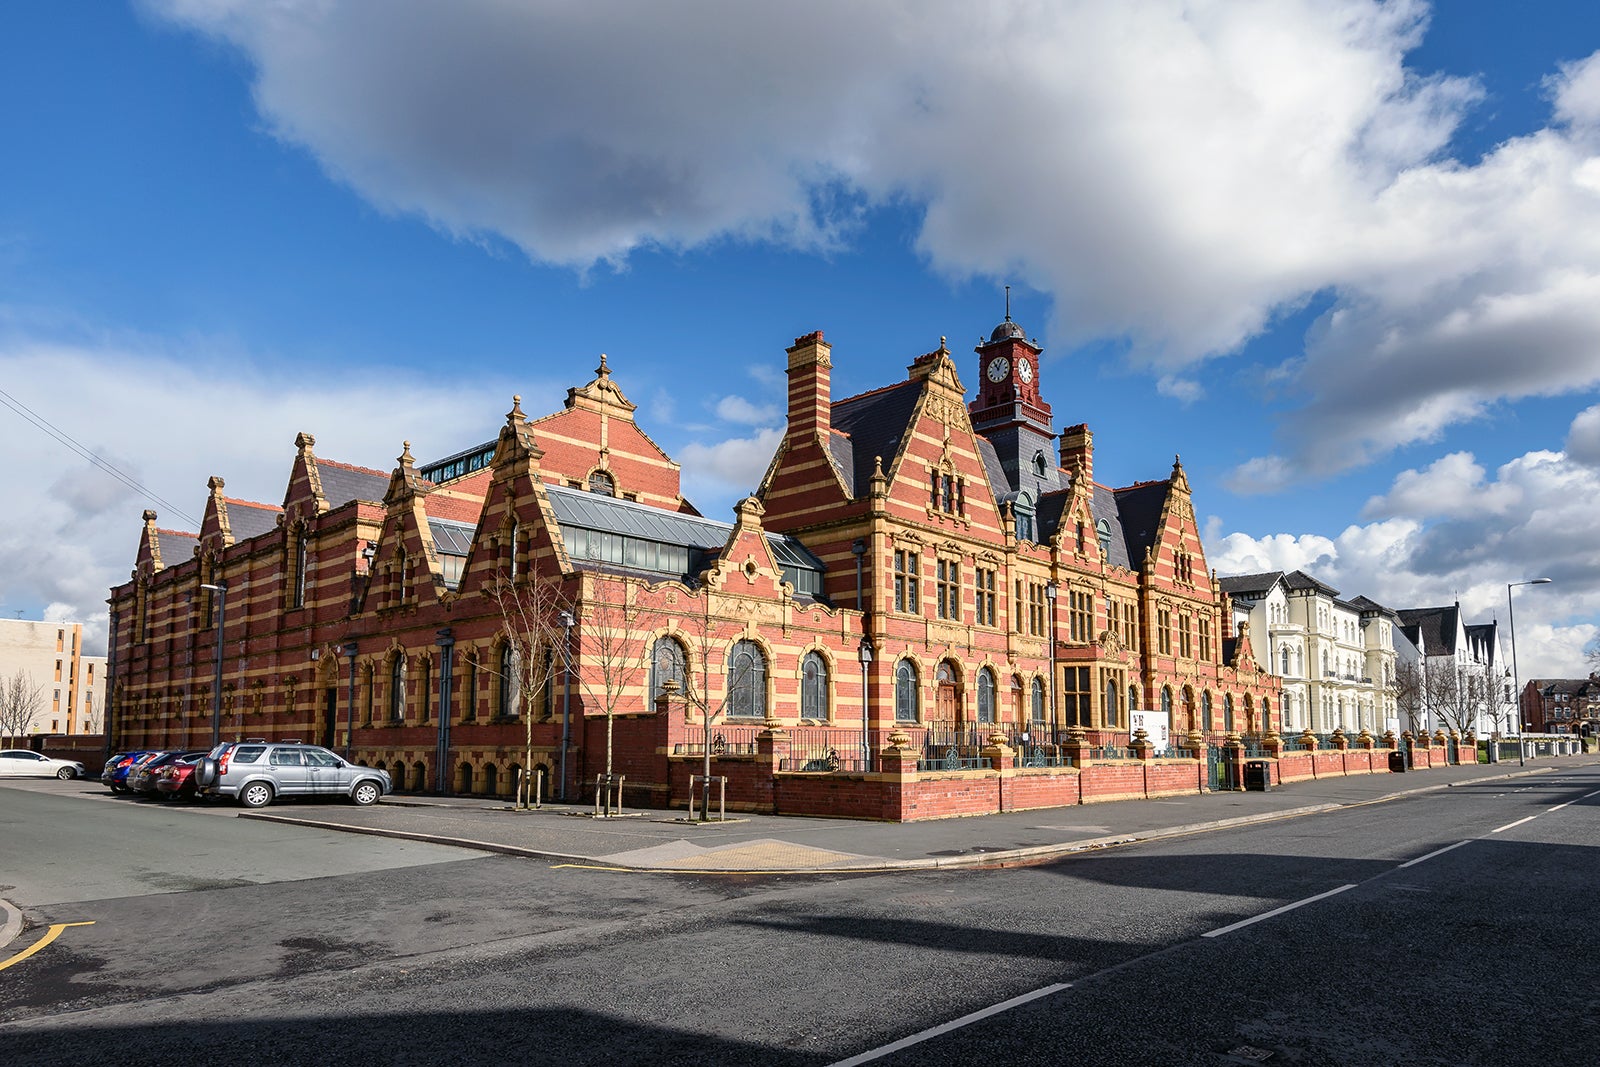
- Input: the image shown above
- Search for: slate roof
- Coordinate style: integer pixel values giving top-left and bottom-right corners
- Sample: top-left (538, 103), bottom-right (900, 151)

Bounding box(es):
top-left (319, 459), bottom-right (391, 506)
top-left (226, 501), bottom-right (282, 541)
top-left (1346, 594), bottom-right (1397, 618)
top-left (1111, 480), bottom-right (1168, 565)
top-left (1091, 485), bottom-right (1133, 571)
top-left (158, 530), bottom-right (198, 565)
top-left (1464, 623), bottom-right (1500, 666)
top-left (1396, 606), bottom-right (1459, 656)
top-left (1218, 572), bottom-right (1283, 599)
top-left (1282, 569), bottom-right (1340, 596)
top-left (828, 380), bottom-right (922, 497)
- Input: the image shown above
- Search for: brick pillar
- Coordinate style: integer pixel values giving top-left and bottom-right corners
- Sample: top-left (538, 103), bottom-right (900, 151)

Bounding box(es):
top-left (1261, 730), bottom-right (1284, 759)
top-left (1331, 728), bottom-right (1349, 751)
top-left (1063, 724), bottom-right (1091, 767)
top-left (1130, 727), bottom-right (1155, 761)
top-left (880, 729), bottom-right (918, 777)
top-left (1299, 727), bottom-right (1319, 751)
top-left (1357, 728), bottom-right (1375, 751)
top-left (755, 718), bottom-right (788, 815)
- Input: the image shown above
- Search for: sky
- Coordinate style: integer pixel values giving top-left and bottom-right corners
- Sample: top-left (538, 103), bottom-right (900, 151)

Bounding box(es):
top-left (3, 0), bottom-right (1599, 682)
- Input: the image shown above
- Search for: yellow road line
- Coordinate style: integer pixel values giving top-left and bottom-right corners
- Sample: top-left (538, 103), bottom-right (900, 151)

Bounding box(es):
top-left (0, 921), bottom-right (95, 973)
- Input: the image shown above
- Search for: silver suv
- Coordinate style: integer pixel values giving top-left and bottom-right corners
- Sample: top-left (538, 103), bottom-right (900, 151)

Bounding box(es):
top-left (194, 742), bottom-right (391, 809)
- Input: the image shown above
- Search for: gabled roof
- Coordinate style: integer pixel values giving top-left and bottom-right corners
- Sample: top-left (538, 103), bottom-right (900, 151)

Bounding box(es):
top-left (828, 380), bottom-right (922, 498)
top-left (225, 500), bottom-right (282, 541)
top-left (1090, 484), bottom-right (1133, 570)
top-left (318, 459), bottom-right (391, 506)
top-left (1345, 594), bottom-right (1397, 619)
top-left (157, 529), bottom-right (198, 565)
top-left (1282, 569), bottom-right (1340, 596)
top-left (1218, 571), bottom-right (1284, 599)
top-left (1112, 480), bottom-right (1168, 564)
top-left (1396, 606), bottom-right (1460, 656)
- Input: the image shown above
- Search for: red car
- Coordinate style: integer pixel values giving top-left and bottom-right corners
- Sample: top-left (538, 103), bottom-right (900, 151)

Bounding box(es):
top-left (152, 753), bottom-right (207, 801)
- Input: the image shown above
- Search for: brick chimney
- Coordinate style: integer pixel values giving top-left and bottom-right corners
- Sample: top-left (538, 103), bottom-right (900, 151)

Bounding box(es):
top-left (1061, 423), bottom-right (1093, 485)
top-left (786, 331), bottom-right (832, 444)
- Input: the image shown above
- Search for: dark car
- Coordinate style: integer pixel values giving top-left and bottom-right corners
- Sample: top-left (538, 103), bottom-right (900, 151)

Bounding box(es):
top-left (153, 753), bottom-right (207, 801)
top-left (128, 750), bottom-right (205, 797)
top-left (101, 750), bottom-right (156, 794)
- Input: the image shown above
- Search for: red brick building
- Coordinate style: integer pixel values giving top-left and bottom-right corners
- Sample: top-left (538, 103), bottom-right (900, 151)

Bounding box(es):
top-left (107, 318), bottom-right (1279, 813)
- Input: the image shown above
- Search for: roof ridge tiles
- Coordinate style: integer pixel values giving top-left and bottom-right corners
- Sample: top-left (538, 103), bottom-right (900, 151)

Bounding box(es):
top-left (223, 498), bottom-right (283, 511)
top-left (832, 379), bottom-right (918, 408)
top-left (318, 457), bottom-right (388, 476)
top-left (156, 528), bottom-right (198, 537)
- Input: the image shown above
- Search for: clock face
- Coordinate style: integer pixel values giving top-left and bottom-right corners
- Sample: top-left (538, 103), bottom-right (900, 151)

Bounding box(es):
top-left (986, 356), bottom-right (1010, 383)
top-left (1018, 358), bottom-right (1034, 383)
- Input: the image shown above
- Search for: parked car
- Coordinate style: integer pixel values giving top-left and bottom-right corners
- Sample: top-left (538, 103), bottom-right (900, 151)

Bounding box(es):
top-left (0, 749), bottom-right (86, 779)
top-left (101, 750), bottom-right (156, 793)
top-left (127, 750), bottom-right (205, 797)
top-left (153, 753), bottom-right (208, 801)
top-left (193, 742), bottom-right (392, 809)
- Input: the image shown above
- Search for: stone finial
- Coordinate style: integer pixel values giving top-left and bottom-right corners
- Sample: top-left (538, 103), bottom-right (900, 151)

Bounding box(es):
top-left (142, 509), bottom-right (158, 523)
top-left (886, 729), bottom-right (911, 750)
top-left (986, 730), bottom-right (1010, 749)
top-left (398, 441), bottom-right (415, 467)
top-left (508, 394), bottom-right (525, 422)
top-left (294, 431), bottom-right (316, 452)
top-left (207, 475), bottom-right (225, 493)
top-left (596, 353), bottom-right (611, 379)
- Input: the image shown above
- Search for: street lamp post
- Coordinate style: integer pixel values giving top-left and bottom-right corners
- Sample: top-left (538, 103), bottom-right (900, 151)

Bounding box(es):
top-left (341, 641), bottom-right (358, 759)
top-left (1044, 581), bottom-right (1059, 743)
top-left (858, 638), bottom-right (873, 772)
top-left (558, 610), bottom-right (574, 802)
top-left (1508, 577), bottom-right (1553, 767)
top-left (199, 580), bottom-right (227, 748)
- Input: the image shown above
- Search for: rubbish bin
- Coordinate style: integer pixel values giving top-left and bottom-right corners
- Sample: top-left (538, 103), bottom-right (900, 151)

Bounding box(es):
top-left (1388, 750), bottom-right (1407, 773)
top-left (1243, 760), bottom-right (1271, 791)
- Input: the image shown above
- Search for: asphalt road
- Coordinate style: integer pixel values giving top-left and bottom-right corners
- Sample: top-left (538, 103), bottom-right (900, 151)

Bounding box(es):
top-left (3, 770), bottom-right (1598, 1066)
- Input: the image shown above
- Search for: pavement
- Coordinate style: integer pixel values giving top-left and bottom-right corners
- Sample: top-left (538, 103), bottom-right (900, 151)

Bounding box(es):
top-left (234, 754), bottom-right (1600, 875)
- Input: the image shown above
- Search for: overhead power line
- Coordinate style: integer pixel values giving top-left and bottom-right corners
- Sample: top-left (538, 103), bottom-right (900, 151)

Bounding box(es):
top-left (0, 385), bottom-right (202, 529)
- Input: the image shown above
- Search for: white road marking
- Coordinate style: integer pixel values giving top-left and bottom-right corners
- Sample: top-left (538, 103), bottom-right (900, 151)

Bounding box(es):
top-left (1490, 816), bottom-right (1537, 834)
top-left (827, 982), bottom-right (1072, 1066)
top-left (1399, 840), bottom-right (1472, 868)
top-left (1203, 884), bottom-right (1357, 939)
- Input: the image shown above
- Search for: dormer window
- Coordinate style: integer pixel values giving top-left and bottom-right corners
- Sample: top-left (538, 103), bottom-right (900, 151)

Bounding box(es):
top-left (1033, 451), bottom-right (1048, 477)
top-left (588, 470), bottom-right (616, 496)
top-left (1096, 519), bottom-right (1112, 557)
top-left (1014, 495), bottom-right (1035, 543)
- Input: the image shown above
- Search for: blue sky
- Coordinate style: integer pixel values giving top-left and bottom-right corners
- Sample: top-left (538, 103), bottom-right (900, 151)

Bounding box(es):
top-left (4, 1), bottom-right (1600, 679)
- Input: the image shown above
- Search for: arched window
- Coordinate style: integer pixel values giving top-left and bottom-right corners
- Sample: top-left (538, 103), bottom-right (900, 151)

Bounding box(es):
top-left (1160, 686), bottom-right (1172, 717)
top-left (1129, 685), bottom-right (1140, 713)
top-left (1281, 645), bottom-right (1291, 674)
top-left (801, 651), bottom-right (829, 720)
top-left (1104, 678), bottom-right (1119, 728)
top-left (1201, 690), bottom-right (1213, 732)
top-left (389, 655), bottom-right (405, 723)
top-left (1096, 519), bottom-right (1112, 557)
top-left (650, 637), bottom-right (687, 703)
top-left (977, 668), bottom-right (996, 724)
top-left (292, 531), bottom-right (308, 609)
top-left (1031, 678), bottom-right (1045, 723)
top-left (895, 660), bottom-right (919, 723)
top-left (499, 644), bottom-right (519, 719)
top-left (418, 655), bottom-right (432, 723)
top-left (588, 470), bottom-right (616, 496)
top-left (1224, 694), bottom-right (1236, 733)
top-left (727, 640), bottom-right (766, 719)
top-left (1014, 493), bottom-right (1036, 543)
top-left (1261, 698), bottom-right (1271, 733)
top-left (463, 656), bottom-right (478, 720)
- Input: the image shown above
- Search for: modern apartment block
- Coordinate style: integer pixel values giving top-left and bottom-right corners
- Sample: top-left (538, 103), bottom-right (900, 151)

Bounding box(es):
top-left (0, 618), bottom-right (106, 738)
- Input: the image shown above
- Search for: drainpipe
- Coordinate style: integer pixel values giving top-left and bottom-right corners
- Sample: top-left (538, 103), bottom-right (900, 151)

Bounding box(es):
top-left (341, 642), bottom-right (358, 760)
top-left (435, 628), bottom-right (454, 792)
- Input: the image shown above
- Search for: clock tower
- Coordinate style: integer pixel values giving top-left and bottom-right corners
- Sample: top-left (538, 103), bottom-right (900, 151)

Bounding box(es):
top-left (968, 313), bottom-right (1062, 495)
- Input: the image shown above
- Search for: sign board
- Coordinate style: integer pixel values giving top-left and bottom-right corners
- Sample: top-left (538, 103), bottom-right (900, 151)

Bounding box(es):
top-left (1129, 710), bottom-right (1171, 749)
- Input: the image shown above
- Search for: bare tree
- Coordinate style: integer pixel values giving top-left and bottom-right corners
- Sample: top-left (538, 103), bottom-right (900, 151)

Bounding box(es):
top-left (571, 574), bottom-right (665, 784)
top-left (0, 669), bottom-right (43, 744)
top-left (1391, 660), bottom-right (1426, 734)
top-left (670, 600), bottom-right (765, 820)
top-left (483, 569), bottom-right (570, 808)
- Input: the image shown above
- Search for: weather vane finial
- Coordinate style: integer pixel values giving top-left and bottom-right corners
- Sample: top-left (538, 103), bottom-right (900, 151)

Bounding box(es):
top-left (1004, 284), bottom-right (1011, 323)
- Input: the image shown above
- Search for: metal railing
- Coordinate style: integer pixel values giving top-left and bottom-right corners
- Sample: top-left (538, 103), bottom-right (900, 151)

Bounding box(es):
top-left (671, 727), bottom-right (761, 757)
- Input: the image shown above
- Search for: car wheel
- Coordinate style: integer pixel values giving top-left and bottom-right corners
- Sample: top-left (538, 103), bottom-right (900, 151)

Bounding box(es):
top-left (56, 767), bottom-right (76, 780)
top-left (350, 780), bottom-right (382, 806)
top-left (239, 782), bottom-right (274, 809)
top-left (110, 783), bottom-right (127, 794)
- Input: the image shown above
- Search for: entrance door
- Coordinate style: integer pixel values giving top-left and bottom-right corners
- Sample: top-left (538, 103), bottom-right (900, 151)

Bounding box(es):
top-left (935, 663), bottom-right (958, 726)
top-left (323, 688), bottom-right (337, 749)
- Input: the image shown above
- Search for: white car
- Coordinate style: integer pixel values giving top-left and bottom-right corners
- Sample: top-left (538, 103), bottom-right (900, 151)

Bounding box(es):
top-left (0, 749), bottom-right (87, 779)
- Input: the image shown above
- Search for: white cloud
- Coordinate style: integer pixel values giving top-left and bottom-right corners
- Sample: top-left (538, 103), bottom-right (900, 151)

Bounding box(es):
top-left (0, 335), bottom-right (515, 654)
top-left (1360, 451), bottom-right (1521, 519)
top-left (1564, 402), bottom-right (1600, 466)
top-left (678, 428), bottom-right (785, 514)
top-left (149, 0), bottom-right (1600, 492)
top-left (1156, 375), bottom-right (1204, 404)
top-left (714, 395), bottom-right (780, 426)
